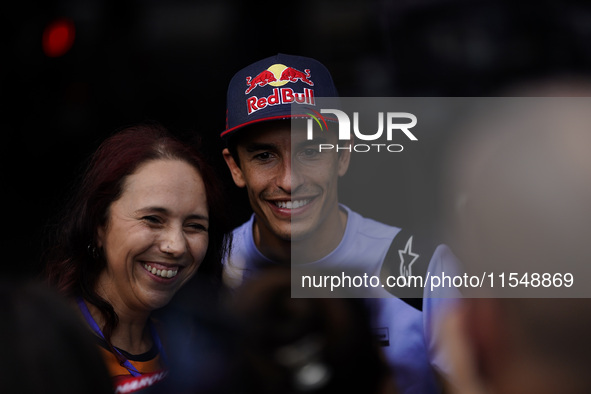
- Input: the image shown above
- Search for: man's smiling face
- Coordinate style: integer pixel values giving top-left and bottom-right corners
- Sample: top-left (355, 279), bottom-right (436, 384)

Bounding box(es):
top-left (223, 120), bottom-right (350, 245)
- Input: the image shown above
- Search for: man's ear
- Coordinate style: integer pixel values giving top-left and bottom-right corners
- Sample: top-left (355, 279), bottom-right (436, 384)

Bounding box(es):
top-left (337, 137), bottom-right (353, 177)
top-left (223, 148), bottom-right (246, 188)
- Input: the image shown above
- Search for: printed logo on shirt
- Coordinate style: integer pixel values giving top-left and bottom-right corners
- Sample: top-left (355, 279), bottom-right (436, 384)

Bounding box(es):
top-left (399, 236), bottom-right (419, 278)
top-left (113, 370), bottom-right (168, 393)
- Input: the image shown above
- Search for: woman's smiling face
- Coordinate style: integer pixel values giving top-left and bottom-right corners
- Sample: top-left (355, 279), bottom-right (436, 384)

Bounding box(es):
top-left (95, 158), bottom-right (209, 313)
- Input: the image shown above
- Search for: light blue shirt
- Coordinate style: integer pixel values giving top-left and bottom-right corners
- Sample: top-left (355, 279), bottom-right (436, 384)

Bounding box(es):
top-left (224, 205), bottom-right (461, 394)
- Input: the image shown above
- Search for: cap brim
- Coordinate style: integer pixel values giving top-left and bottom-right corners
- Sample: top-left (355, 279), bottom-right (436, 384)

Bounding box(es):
top-left (222, 114), bottom-right (321, 138)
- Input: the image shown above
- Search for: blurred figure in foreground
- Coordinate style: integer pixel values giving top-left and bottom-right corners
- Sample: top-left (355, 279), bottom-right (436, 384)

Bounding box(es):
top-left (155, 267), bottom-right (398, 394)
top-left (229, 267), bottom-right (398, 394)
top-left (0, 280), bottom-right (113, 394)
top-left (439, 78), bottom-right (591, 394)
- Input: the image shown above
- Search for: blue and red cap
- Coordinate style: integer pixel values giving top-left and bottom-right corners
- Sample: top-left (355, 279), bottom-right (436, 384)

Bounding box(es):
top-left (221, 53), bottom-right (339, 139)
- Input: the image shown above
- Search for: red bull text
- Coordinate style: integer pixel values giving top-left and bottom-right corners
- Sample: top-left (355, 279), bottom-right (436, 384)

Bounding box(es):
top-left (247, 87), bottom-right (315, 114)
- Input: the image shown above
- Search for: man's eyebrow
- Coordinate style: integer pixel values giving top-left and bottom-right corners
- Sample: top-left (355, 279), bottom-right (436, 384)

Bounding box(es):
top-left (245, 142), bottom-right (277, 152)
top-left (296, 137), bottom-right (329, 149)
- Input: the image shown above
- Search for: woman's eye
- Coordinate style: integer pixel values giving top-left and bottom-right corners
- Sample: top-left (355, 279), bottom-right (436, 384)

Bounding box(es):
top-left (142, 216), bottom-right (162, 224)
top-left (187, 223), bottom-right (208, 232)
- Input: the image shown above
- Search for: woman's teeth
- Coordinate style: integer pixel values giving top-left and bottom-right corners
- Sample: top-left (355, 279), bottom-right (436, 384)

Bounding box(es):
top-left (275, 199), bottom-right (310, 209)
top-left (143, 263), bottom-right (178, 278)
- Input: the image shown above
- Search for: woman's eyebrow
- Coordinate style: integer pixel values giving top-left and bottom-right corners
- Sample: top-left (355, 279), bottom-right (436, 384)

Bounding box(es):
top-left (136, 207), bottom-right (208, 221)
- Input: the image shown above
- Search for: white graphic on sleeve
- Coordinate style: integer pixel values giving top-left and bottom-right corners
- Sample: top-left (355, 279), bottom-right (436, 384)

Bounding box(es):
top-left (399, 236), bottom-right (419, 278)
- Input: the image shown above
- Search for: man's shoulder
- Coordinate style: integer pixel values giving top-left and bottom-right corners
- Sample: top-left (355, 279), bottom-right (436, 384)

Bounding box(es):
top-left (231, 216), bottom-right (254, 238)
top-left (223, 216), bottom-right (257, 288)
top-left (318, 207), bottom-right (402, 275)
top-left (345, 207), bottom-right (401, 242)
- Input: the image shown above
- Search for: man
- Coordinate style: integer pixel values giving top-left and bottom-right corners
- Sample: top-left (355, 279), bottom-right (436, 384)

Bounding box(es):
top-left (220, 53), bottom-right (459, 394)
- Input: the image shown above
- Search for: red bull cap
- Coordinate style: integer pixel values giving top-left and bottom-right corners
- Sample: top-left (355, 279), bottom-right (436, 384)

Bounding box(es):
top-left (221, 53), bottom-right (339, 139)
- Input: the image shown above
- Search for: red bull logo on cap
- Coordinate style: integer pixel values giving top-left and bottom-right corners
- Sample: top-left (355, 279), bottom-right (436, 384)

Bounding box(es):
top-left (245, 63), bottom-right (315, 115)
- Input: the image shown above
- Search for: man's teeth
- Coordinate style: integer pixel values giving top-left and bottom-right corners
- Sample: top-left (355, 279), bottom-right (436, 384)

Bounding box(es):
top-left (275, 199), bottom-right (310, 209)
top-left (143, 264), bottom-right (178, 278)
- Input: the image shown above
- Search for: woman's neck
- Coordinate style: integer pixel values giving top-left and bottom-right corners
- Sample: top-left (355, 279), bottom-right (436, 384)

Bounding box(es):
top-left (84, 295), bottom-right (153, 356)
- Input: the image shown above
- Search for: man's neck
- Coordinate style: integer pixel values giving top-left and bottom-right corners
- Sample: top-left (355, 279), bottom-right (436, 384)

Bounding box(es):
top-left (253, 205), bottom-right (348, 264)
top-left (252, 220), bottom-right (291, 264)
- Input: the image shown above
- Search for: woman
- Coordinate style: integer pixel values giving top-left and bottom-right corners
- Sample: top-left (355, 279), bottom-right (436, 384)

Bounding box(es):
top-left (44, 121), bottom-right (231, 391)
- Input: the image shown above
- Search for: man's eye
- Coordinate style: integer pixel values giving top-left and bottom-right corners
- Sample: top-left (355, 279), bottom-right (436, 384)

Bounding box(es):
top-left (299, 148), bottom-right (320, 159)
top-left (254, 152), bottom-right (272, 161)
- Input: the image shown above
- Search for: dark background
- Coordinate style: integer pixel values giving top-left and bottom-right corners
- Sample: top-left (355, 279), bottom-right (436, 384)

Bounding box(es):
top-left (3, 0), bottom-right (591, 278)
